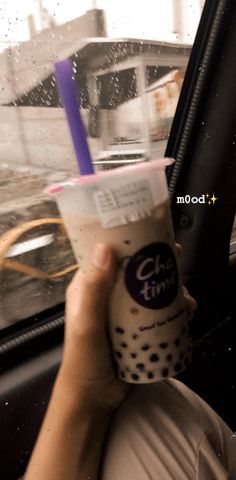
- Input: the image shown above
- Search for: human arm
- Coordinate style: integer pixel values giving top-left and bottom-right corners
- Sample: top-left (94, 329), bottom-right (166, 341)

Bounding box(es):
top-left (25, 244), bottom-right (128, 480)
top-left (25, 243), bottom-right (197, 480)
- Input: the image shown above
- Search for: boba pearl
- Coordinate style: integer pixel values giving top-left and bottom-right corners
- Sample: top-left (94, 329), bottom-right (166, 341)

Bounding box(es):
top-left (131, 373), bottom-right (140, 381)
top-left (166, 353), bottom-right (173, 362)
top-left (115, 351), bottom-right (122, 359)
top-left (115, 327), bottom-right (125, 334)
top-left (147, 372), bottom-right (154, 379)
top-left (141, 344), bottom-right (150, 351)
top-left (174, 338), bottom-right (181, 347)
top-left (159, 342), bottom-right (168, 349)
top-left (136, 363), bottom-right (145, 370)
top-left (120, 342), bottom-right (128, 348)
top-left (162, 368), bottom-right (169, 377)
top-left (149, 353), bottom-right (160, 363)
top-left (132, 334), bottom-right (139, 340)
top-left (131, 352), bottom-right (137, 359)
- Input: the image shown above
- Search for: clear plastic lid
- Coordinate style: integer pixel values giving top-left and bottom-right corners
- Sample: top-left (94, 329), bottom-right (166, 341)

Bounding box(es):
top-left (47, 158), bottom-right (174, 194)
top-left (50, 158), bottom-right (173, 221)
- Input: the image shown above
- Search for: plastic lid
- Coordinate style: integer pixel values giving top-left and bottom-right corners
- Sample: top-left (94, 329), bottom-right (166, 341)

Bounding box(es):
top-left (46, 158), bottom-right (174, 194)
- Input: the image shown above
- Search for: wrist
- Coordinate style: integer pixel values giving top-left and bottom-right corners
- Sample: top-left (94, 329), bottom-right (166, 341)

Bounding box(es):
top-left (53, 368), bottom-right (114, 420)
top-left (25, 370), bottom-right (112, 480)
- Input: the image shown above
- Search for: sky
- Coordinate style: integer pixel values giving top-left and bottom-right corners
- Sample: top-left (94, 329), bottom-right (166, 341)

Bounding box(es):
top-left (0, 0), bottom-right (203, 52)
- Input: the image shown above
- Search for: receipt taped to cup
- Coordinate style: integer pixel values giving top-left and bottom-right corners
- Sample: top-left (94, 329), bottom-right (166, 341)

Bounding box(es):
top-left (93, 179), bottom-right (154, 228)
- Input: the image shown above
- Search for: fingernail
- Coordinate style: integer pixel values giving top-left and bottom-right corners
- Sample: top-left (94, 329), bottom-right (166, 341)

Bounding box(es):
top-left (92, 244), bottom-right (110, 269)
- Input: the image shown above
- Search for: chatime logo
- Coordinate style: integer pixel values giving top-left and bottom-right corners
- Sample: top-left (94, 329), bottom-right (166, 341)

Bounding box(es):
top-left (124, 243), bottom-right (179, 310)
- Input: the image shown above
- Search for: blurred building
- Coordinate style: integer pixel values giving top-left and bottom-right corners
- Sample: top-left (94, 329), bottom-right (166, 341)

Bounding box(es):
top-left (0, 9), bottom-right (190, 171)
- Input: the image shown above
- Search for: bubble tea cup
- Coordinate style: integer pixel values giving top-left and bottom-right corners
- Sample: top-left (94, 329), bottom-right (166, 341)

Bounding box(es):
top-left (48, 159), bottom-right (191, 384)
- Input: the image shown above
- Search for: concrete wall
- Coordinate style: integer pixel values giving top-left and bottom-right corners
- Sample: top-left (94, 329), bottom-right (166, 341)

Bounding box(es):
top-left (0, 106), bottom-right (102, 170)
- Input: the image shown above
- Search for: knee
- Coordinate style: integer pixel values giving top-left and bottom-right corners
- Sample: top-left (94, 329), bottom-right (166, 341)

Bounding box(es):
top-left (100, 380), bottom-right (205, 479)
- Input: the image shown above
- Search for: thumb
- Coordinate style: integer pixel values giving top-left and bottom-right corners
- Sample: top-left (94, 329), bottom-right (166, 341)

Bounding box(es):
top-left (82, 243), bottom-right (117, 315)
top-left (66, 244), bottom-right (117, 334)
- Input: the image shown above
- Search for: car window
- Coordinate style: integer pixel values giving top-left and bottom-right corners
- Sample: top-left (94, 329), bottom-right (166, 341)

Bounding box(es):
top-left (0, 0), bottom-right (205, 329)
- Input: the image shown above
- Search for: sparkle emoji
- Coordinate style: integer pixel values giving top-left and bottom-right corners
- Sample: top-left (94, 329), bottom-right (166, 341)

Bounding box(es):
top-left (208, 193), bottom-right (218, 205)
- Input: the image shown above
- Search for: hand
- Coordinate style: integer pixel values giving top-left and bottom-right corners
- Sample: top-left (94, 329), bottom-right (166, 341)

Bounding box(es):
top-left (25, 243), bottom-right (197, 480)
top-left (175, 243), bottom-right (198, 320)
top-left (58, 243), bottom-right (129, 414)
top-left (183, 286), bottom-right (197, 322)
top-left (58, 243), bottom-right (197, 415)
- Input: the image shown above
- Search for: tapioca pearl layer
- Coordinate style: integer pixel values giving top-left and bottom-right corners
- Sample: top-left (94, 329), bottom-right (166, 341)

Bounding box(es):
top-left (121, 352), bottom-right (176, 376)
top-left (118, 360), bottom-right (188, 384)
top-left (146, 349), bottom-right (187, 373)
top-left (124, 342), bottom-right (185, 365)
top-left (126, 368), bottom-right (169, 383)
top-left (113, 331), bottom-right (190, 371)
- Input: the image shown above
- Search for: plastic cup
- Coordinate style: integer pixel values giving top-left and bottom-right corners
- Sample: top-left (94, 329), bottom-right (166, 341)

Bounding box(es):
top-left (48, 159), bottom-right (191, 384)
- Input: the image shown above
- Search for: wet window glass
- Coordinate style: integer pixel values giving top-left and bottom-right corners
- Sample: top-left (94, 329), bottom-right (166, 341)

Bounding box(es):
top-left (0, 1), bottom-right (205, 328)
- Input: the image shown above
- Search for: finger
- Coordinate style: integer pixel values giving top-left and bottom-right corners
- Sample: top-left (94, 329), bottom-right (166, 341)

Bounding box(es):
top-left (64, 244), bottom-right (118, 381)
top-left (183, 286), bottom-right (198, 311)
top-left (184, 296), bottom-right (197, 326)
top-left (186, 297), bottom-right (197, 317)
top-left (175, 243), bottom-right (183, 256)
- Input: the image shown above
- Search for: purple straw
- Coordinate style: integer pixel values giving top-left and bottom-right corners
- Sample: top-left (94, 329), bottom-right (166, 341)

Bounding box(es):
top-left (54, 59), bottom-right (94, 175)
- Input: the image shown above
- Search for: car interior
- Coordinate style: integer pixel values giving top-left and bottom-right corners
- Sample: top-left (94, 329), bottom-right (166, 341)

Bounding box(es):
top-left (0, 0), bottom-right (235, 478)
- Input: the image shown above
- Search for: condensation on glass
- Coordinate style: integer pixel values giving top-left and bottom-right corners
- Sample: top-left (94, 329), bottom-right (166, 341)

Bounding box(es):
top-left (0, 1), bottom-right (204, 327)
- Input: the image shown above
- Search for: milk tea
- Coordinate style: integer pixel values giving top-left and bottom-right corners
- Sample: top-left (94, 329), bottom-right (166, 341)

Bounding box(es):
top-left (50, 159), bottom-right (191, 383)
top-left (61, 199), bottom-right (191, 384)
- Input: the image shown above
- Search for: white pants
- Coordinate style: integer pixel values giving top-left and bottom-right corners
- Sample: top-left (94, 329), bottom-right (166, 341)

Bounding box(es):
top-left (100, 379), bottom-right (236, 479)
